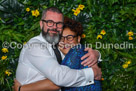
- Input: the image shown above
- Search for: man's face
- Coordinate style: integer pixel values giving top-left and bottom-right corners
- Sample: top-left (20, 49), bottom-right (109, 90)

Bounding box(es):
top-left (40, 11), bottom-right (63, 44)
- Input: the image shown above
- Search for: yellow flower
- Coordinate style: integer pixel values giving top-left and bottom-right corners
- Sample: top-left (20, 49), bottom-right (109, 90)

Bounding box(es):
top-left (35, 9), bottom-right (40, 17)
top-left (31, 9), bottom-right (40, 17)
top-left (101, 78), bottom-right (104, 81)
top-left (129, 37), bottom-right (133, 40)
top-left (26, 8), bottom-right (30, 12)
top-left (74, 10), bottom-right (80, 16)
top-left (76, 8), bottom-right (80, 12)
top-left (5, 70), bottom-right (12, 76)
top-left (125, 60), bottom-right (131, 65)
top-left (81, 34), bottom-right (86, 38)
top-left (31, 10), bottom-right (35, 16)
top-left (74, 11), bottom-right (79, 16)
top-left (127, 31), bottom-right (134, 36)
top-left (72, 8), bottom-right (80, 16)
top-left (72, 9), bottom-right (76, 12)
top-left (122, 64), bottom-right (128, 69)
top-left (100, 29), bottom-right (106, 35)
top-left (97, 34), bottom-right (102, 39)
top-left (1, 56), bottom-right (7, 60)
top-left (23, 42), bottom-right (27, 45)
top-left (78, 4), bottom-right (85, 10)
top-left (2, 48), bottom-right (8, 53)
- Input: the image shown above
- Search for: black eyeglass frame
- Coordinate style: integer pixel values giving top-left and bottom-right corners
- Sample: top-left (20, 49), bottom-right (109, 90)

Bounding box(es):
top-left (42, 20), bottom-right (64, 28)
top-left (61, 35), bottom-right (77, 41)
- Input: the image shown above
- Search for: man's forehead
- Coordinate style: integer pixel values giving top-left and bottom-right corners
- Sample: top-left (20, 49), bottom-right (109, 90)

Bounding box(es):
top-left (45, 11), bottom-right (63, 21)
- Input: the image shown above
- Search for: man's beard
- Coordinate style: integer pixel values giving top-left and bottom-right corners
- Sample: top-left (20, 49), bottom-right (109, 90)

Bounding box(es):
top-left (42, 28), bottom-right (61, 45)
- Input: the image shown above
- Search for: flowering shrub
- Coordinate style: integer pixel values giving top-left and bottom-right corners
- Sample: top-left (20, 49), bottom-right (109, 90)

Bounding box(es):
top-left (0, 0), bottom-right (136, 90)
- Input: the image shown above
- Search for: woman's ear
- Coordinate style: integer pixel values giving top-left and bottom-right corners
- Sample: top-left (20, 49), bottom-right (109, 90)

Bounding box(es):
top-left (77, 36), bottom-right (81, 43)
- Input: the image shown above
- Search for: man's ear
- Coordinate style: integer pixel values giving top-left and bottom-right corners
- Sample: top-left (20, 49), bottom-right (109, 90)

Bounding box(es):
top-left (78, 36), bottom-right (81, 43)
top-left (40, 20), bottom-right (43, 30)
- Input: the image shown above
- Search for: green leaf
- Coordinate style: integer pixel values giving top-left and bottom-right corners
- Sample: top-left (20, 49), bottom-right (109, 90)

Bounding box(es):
top-left (86, 0), bottom-right (92, 11)
top-left (12, 33), bottom-right (22, 43)
top-left (29, 21), bottom-right (40, 31)
top-left (25, 32), bottom-right (34, 41)
top-left (17, 21), bottom-right (24, 25)
top-left (119, 52), bottom-right (136, 59)
top-left (0, 35), bottom-right (5, 42)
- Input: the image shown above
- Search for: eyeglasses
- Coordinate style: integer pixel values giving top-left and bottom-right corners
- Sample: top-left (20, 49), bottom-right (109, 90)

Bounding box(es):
top-left (42, 20), bottom-right (63, 28)
top-left (61, 35), bottom-right (77, 41)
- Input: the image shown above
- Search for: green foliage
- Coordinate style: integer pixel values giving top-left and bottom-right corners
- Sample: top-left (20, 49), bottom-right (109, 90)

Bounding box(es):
top-left (0, 0), bottom-right (136, 90)
top-left (82, 0), bottom-right (136, 90)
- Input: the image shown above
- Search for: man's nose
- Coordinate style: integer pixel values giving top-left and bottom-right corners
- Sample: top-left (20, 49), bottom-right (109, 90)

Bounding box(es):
top-left (53, 23), bottom-right (57, 29)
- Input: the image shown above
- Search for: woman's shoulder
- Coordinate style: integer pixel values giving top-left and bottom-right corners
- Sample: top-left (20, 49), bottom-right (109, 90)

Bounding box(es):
top-left (66, 44), bottom-right (87, 56)
top-left (71, 44), bottom-right (85, 52)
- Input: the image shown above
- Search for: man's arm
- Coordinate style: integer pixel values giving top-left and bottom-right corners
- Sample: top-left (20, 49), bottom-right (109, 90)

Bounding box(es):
top-left (81, 48), bottom-right (102, 67)
top-left (24, 43), bottom-right (94, 87)
top-left (13, 66), bottom-right (101, 91)
top-left (13, 79), bottom-right (60, 91)
top-left (14, 44), bottom-right (101, 91)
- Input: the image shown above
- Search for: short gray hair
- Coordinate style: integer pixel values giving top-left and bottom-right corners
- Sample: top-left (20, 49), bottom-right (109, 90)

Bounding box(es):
top-left (41, 7), bottom-right (64, 21)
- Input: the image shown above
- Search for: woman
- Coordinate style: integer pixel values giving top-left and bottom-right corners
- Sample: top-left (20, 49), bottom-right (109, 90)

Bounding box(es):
top-left (59, 17), bottom-right (102, 91)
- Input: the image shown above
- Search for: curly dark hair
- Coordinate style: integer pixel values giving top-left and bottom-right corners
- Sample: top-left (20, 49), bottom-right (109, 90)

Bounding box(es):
top-left (63, 17), bottom-right (83, 36)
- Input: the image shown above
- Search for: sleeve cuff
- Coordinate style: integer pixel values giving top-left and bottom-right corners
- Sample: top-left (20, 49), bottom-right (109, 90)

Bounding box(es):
top-left (82, 68), bottom-right (94, 85)
top-left (96, 50), bottom-right (102, 62)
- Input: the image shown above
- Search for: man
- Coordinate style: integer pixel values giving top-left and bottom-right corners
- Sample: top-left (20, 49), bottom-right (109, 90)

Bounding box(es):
top-left (14, 7), bottom-right (102, 91)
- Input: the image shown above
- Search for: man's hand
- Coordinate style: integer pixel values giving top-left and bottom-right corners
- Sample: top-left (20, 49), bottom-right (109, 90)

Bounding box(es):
top-left (81, 48), bottom-right (99, 67)
top-left (92, 64), bottom-right (102, 80)
top-left (12, 79), bottom-right (21, 91)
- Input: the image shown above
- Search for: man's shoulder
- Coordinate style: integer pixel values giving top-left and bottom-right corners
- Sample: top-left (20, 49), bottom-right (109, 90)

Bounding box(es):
top-left (23, 35), bottom-right (50, 54)
top-left (23, 35), bottom-right (47, 50)
top-left (28, 35), bottom-right (42, 44)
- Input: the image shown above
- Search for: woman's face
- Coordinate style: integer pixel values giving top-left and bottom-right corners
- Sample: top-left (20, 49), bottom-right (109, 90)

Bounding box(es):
top-left (59, 28), bottom-right (81, 55)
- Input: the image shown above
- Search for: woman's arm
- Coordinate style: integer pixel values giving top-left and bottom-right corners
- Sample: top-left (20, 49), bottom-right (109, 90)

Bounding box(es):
top-left (13, 79), bottom-right (60, 91)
